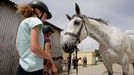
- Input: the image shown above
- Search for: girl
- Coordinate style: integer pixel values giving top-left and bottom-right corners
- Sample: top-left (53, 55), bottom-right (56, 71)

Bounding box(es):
top-left (16, 0), bottom-right (57, 75)
top-left (42, 26), bottom-right (57, 75)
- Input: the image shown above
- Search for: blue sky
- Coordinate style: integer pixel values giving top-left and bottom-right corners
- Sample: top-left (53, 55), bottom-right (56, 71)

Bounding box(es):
top-left (12, 0), bottom-right (134, 51)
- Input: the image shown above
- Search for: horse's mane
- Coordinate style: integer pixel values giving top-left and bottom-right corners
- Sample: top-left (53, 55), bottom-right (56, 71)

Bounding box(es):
top-left (72, 14), bottom-right (108, 25)
top-left (88, 17), bottom-right (108, 25)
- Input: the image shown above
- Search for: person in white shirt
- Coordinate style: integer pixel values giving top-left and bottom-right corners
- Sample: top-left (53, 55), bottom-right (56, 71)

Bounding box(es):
top-left (16, 0), bottom-right (57, 75)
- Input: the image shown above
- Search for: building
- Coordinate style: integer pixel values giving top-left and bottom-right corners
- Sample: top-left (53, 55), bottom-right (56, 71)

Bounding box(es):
top-left (63, 51), bottom-right (97, 65)
top-left (0, 0), bottom-right (63, 75)
top-left (0, 0), bottom-right (22, 75)
top-left (77, 51), bottom-right (96, 65)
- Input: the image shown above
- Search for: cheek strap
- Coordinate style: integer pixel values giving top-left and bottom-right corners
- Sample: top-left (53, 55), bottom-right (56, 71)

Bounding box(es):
top-left (33, 9), bottom-right (44, 19)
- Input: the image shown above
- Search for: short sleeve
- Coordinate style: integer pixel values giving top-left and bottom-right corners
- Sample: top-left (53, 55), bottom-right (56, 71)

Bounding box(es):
top-left (28, 17), bottom-right (43, 30)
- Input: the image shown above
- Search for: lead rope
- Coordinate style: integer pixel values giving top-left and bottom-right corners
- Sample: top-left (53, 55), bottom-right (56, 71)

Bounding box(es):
top-left (68, 54), bottom-right (71, 75)
top-left (67, 50), bottom-right (78, 75)
top-left (76, 48), bottom-right (78, 75)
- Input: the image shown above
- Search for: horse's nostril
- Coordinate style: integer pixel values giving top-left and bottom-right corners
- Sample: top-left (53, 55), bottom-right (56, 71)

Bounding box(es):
top-left (64, 44), bottom-right (67, 50)
top-left (62, 43), bottom-right (68, 51)
top-left (64, 44), bottom-right (68, 49)
top-left (62, 42), bottom-right (77, 54)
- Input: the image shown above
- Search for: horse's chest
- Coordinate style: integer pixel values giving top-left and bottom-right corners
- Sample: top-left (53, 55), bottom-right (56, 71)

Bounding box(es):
top-left (101, 49), bottom-right (120, 63)
top-left (108, 50), bottom-right (119, 59)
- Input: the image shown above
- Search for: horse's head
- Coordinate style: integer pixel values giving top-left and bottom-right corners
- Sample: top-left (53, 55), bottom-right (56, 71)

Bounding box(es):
top-left (62, 3), bottom-right (88, 54)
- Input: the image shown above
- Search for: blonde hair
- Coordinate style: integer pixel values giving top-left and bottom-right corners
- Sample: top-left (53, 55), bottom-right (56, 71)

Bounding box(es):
top-left (17, 3), bottom-right (34, 18)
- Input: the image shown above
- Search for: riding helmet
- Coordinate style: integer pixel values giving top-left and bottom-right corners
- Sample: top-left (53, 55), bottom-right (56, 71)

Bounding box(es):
top-left (42, 26), bottom-right (54, 33)
top-left (29, 0), bottom-right (52, 19)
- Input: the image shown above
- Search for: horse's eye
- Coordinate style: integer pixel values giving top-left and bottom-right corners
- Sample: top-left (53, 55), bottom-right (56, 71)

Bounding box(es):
top-left (74, 20), bottom-right (80, 25)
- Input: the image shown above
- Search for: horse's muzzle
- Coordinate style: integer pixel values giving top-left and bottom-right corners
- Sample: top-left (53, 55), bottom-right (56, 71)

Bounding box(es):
top-left (62, 43), bottom-right (77, 54)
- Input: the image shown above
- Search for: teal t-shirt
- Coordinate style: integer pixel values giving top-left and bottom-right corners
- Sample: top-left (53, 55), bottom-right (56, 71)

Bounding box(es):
top-left (16, 17), bottom-right (44, 72)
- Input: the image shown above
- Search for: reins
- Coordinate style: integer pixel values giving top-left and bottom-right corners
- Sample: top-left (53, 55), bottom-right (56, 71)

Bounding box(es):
top-left (75, 48), bottom-right (78, 75)
top-left (67, 54), bottom-right (71, 75)
top-left (67, 48), bottom-right (79, 75)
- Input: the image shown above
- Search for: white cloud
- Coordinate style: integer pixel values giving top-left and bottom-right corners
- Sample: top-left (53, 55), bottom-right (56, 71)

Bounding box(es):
top-left (125, 30), bottom-right (134, 35)
top-left (78, 37), bottom-right (99, 51)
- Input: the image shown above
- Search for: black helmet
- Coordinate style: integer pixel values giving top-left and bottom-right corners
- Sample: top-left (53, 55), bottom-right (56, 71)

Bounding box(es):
top-left (29, 0), bottom-right (52, 19)
top-left (42, 26), bottom-right (54, 33)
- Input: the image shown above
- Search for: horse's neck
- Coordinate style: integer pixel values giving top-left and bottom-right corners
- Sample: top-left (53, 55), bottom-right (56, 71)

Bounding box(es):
top-left (86, 19), bottom-right (111, 45)
top-left (89, 34), bottom-right (101, 44)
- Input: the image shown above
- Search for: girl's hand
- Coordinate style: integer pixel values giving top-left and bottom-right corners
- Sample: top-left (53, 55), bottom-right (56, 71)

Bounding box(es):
top-left (51, 64), bottom-right (58, 74)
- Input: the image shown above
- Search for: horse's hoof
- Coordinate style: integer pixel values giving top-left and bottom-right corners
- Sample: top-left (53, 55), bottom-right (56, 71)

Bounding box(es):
top-left (123, 72), bottom-right (128, 75)
top-left (108, 71), bottom-right (113, 75)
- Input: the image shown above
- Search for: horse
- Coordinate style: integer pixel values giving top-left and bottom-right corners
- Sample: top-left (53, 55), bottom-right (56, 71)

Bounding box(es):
top-left (62, 3), bottom-right (134, 75)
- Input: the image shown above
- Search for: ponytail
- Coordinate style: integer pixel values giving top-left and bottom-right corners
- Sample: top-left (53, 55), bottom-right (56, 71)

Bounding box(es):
top-left (17, 3), bottom-right (34, 18)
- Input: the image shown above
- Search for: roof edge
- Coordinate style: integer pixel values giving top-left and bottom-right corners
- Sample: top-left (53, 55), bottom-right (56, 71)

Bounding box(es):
top-left (2, 0), bottom-right (17, 8)
top-left (44, 21), bottom-right (63, 31)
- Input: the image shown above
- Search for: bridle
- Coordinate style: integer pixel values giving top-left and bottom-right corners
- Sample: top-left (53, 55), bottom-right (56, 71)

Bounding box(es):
top-left (64, 15), bottom-right (88, 45)
top-left (64, 15), bottom-right (88, 75)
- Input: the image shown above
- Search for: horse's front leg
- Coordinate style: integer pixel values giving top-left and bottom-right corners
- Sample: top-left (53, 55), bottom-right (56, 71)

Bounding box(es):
top-left (132, 63), bottom-right (134, 74)
top-left (99, 46), bottom-right (113, 75)
top-left (121, 53), bottom-right (129, 75)
top-left (103, 60), bottom-right (113, 75)
top-left (122, 64), bottom-right (129, 75)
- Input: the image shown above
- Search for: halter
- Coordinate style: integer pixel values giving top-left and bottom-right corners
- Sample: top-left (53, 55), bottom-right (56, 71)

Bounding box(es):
top-left (64, 15), bottom-right (88, 45)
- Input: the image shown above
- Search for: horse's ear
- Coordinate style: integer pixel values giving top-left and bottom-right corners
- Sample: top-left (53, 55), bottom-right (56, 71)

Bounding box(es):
top-left (66, 14), bottom-right (71, 21)
top-left (75, 3), bottom-right (81, 15)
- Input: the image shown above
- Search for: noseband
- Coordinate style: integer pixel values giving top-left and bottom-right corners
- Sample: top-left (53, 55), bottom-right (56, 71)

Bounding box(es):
top-left (64, 16), bottom-right (88, 45)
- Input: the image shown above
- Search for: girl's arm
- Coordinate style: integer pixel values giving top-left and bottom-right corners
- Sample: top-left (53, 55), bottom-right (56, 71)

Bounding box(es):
top-left (30, 26), bottom-right (52, 62)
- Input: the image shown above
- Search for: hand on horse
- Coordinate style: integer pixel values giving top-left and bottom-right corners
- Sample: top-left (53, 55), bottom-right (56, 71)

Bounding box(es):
top-left (51, 64), bottom-right (58, 75)
top-left (44, 61), bottom-right (52, 74)
top-left (47, 61), bottom-right (58, 74)
top-left (46, 61), bottom-right (52, 69)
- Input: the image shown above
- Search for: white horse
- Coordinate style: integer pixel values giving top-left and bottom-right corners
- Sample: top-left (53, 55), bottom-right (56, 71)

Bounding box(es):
top-left (62, 3), bottom-right (134, 75)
